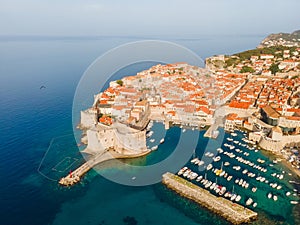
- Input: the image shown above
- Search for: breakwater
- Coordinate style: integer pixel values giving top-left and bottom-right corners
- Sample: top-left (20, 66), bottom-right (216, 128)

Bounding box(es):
top-left (162, 172), bottom-right (258, 225)
top-left (59, 149), bottom-right (150, 186)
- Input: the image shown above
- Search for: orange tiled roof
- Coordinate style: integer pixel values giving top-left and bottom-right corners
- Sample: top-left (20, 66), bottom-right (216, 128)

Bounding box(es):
top-left (229, 101), bottom-right (251, 109)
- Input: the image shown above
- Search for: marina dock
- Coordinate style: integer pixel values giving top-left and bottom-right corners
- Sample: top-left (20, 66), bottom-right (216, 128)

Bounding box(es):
top-left (162, 172), bottom-right (258, 225)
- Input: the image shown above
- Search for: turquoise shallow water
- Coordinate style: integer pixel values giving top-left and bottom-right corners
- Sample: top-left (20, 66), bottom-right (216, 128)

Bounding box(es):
top-left (1, 36), bottom-right (299, 225)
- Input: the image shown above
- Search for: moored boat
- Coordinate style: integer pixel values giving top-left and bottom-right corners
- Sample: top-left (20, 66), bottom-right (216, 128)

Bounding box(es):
top-left (206, 164), bottom-right (213, 171)
top-left (151, 145), bottom-right (158, 151)
top-left (235, 195), bottom-right (241, 202)
top-left (246, 198), bottom-right (253, 206)
top-left (268, 193), bottom-right (272, 199)
top-left (224, 162), bottom-right (230, 166)
top-left (177, 167), bottom-right (188, 175)
top-left (159, 138), bottom-right (165, 144)
top-left (196, 175), bottom-right (203, 182)
top-left (213, 156), bottom-right (221, 162)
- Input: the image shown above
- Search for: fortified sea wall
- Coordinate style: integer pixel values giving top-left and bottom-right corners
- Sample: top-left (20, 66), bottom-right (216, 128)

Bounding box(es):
top-left (86, 123), bottom-right (147, 155)
top-left (80, 109), bottom-right (147, 155)
top-left (259, 135), bottom-right (300, 153)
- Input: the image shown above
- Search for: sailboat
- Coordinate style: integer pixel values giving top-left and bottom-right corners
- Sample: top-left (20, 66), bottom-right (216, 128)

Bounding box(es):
top-left (211, 177), bottom-right (218, 190)
top-left (216, 162), bottom-right (224, 176)
top-left (230, 185), bottom-right (237, 201)
top-left (201, 173), bottom-right (207, 184)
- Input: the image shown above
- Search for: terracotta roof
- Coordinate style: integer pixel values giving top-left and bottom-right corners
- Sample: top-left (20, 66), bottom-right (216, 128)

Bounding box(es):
top-left (272, 126), bottom-right (282, 133)
top-left (135, 100), bottom-right (148, 106)
top-left (229, 101), bottom-right (251, 109)
top-left (262, 105), bottom-right (281, 119)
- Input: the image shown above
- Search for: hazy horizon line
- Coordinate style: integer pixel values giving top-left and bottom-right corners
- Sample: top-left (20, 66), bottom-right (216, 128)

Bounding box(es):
top-left (0, 33), bottom-right (268, 42)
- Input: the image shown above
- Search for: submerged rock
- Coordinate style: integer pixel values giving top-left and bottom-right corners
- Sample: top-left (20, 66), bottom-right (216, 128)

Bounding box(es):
top-left (123, 216), bottom-right (138, 225)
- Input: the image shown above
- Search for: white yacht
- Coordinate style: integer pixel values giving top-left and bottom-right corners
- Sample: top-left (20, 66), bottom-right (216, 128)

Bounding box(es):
top-left (205, 181), bottom-right (212, 189)
top-left (190, 172), bottom-right (198, 180)
top-left (220, 171), bottom-right (226, 177)
top-left (235, 195), bottom-right (241, 202)
top-left (210, 183), bottom-right (216, 190)
top-left (246, 198), bottom-right (253, 206)
top-left (204, 152), bottom-right (211, 157)
top-left (177, 167), bottom-right (188, 175)
top-left (227, 176), bottom-right (233, 181)
top-left (146, 130), bottom-right (154, 138)
top-left (242, 169), bottom-right (248, 174)
top-left (197, 160), bottom-right (205, 166)
top-left (159, 138), bottom-right (165, 144)
top-left (231, 132), bottom-right (237, 137)
top-left (230, 194), bottom-right (237, 201)
top-left (217, 148), bottom-right (224, 153)
top-left (151, 145), bottom-right (158, 151)
top-left (213, 156), bottom-right (221, 162)
top-left (208, 152), bottom-right (214, 157)
top-left (206, 164), bottom-right (213, 171)
top-left (219, 186), bottom-right (227, 196)
top-left (239, 179), bottom-right (243, 186)
top-left (224, 162), bottom-right (230, 166)
top-left (191, 158), bottom-right (198, 163)
top-left (268, 193), bottom-right (272, 199)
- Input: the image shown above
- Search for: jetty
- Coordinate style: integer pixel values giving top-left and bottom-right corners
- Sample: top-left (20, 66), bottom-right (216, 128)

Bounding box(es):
top-left (59, 149), bottom-right (150, 186)
top-left (204, 116), bottom-right (224, 138)
top-left (162, 172), bottom-right (258, 225)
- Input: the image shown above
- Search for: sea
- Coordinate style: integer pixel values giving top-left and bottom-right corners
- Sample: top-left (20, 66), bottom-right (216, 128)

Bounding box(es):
top-left (0, 35), bottom-right (299, 225)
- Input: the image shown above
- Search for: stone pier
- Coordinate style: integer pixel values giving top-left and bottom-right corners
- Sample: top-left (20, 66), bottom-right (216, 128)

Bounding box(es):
top-left (59, 149), bottom-right (151, 186)
top-left (162, 172), bottom-right (258, 225)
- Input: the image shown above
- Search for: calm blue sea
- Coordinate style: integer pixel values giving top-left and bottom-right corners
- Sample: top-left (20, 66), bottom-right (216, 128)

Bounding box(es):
top-left (1, 35), bottom-right (299, 225)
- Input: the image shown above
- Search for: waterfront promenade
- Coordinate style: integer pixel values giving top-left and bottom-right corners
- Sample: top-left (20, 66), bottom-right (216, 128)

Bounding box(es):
top-left (162, 172), bottom-right (258, 225)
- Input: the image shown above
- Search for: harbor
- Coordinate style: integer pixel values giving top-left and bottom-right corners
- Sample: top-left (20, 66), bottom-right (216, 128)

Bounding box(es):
top-left (57, 121), bottom-right (300, 223)
top-left (162, 172), bottom-right (258, 225)
top-left (172, 128), bottom-right (300, 222)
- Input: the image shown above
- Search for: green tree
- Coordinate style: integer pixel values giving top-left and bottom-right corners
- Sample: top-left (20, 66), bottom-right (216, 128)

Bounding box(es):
top-left (240, 66), bottom-right (255, 73)
top-left (116, 80), bottom-right (123, 86)
top-left (269, 63), bottom-right (280, 75)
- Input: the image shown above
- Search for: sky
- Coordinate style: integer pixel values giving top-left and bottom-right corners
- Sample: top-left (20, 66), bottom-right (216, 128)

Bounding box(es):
top-left (0, 0), bottom-right (300, 37)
